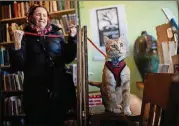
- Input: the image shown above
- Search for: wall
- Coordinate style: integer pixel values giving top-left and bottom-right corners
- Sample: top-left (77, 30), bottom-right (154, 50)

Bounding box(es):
top-left (79, 1), bottom-right (178, 96)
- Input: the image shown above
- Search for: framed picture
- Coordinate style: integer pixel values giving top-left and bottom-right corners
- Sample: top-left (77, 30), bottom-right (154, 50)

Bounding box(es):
top-left (96, 7), bottom-right (120, 46)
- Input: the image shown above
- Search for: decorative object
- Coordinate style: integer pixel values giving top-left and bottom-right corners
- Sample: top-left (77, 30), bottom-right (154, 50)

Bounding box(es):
top-left (134, 31), bottom-right (159, 81)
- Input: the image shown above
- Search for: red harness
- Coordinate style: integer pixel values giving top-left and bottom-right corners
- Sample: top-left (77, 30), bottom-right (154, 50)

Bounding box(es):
top-left (105, 60), bottom-right (126, 87)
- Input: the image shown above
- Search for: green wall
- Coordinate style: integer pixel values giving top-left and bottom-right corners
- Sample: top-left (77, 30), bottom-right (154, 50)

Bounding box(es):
top-left (79, 1), bottom-right (178, 96)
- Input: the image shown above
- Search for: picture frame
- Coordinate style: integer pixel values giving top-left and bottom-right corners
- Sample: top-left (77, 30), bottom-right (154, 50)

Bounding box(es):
top-left (96, 7), bottom-right (120, 46)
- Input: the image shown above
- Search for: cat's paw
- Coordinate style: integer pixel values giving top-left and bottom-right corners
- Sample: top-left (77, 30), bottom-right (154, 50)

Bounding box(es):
top-left (117, 105), bottom-right (122, 110)
top-left (109, 105), bottom-right (122, 113)
top-left (123, 107), bottom-right (132, 115)
top-left (112, 108), bottom-right (122, 113)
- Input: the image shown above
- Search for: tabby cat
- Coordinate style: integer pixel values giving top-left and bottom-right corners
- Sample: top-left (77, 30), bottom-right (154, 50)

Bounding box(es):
top-left (101, 36), bottom-right (131, 115)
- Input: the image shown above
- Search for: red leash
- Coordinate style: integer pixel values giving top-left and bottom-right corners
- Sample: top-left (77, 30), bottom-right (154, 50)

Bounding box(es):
top-left (24, 32), bottom-right (64, 38)
top-left (87, 37), bottom-right (106, 57)
top-left (24, 32), bottom-right (106, 57)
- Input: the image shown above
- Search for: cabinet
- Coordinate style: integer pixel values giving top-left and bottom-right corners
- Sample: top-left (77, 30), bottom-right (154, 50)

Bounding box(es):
top-left (0, 1), bottom-right (76, 125)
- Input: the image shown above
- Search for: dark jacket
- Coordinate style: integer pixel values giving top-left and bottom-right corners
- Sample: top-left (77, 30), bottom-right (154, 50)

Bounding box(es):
top-left (10, 24), bottom-right (76, 76)
top-left (9, 24), bottom-right (77, 125)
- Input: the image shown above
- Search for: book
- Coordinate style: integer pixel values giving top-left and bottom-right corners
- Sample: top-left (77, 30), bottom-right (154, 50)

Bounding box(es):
top-left (69, 64), bottom-right (77, 86)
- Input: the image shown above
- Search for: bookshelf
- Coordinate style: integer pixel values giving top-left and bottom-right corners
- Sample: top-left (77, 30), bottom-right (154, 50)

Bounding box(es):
top-left (0, 1), bottom-right (76, 126)
top-left (0, 8), bottom-right (75, 23)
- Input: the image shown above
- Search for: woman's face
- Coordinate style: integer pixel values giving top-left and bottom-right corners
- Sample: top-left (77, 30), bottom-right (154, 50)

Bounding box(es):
top-left (33, 7), bottom-right (48, 29)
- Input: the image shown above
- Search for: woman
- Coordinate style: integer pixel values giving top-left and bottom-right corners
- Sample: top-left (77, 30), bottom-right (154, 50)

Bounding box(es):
top-left (10, 5), bottom-right (77, 126)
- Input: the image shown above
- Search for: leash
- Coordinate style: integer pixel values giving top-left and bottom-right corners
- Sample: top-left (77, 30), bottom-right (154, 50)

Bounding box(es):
top-left (24, 32), bottom-right (106, 57)
top-left (24, 32), bottom-right (64, 38)
top-left (87, 37), bottom-right (106, 57)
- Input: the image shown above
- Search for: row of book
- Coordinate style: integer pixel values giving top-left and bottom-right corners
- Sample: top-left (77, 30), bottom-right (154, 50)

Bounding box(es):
top-left (51, 13), bottom-right (77, 35)
top-left (0, 0), bottom-right (75, 20)
top-left (3, 71), bottom-right (24, 91)
top-left (0, 47), bottom-right (10, 67)
top-left (4, 95), bottom-right (24, 116)
top-left (0, 13), bottom-right (76, 43)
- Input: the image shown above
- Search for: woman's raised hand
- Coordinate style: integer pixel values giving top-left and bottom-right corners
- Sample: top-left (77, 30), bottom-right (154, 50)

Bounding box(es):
top-left (14, 30), bottom-right (24, 50)
top-left (69, 25), bottom-right (77, 37)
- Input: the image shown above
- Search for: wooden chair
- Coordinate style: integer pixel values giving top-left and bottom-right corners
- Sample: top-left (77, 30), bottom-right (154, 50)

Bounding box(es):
top-left (139, 73), bottom-right (179, 126)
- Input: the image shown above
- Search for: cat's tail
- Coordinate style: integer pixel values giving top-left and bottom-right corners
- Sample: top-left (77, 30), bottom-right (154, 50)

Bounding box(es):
top-left (88, 81), bottom-right (101, 88)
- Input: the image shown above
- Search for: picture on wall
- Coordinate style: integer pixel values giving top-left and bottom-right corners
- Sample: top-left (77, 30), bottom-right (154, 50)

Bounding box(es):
top-left (96, 7), bottom-right (120, 46)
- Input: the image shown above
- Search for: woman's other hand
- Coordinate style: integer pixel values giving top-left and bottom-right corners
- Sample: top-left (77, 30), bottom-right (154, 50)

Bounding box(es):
top-left (14, 30), bottom-right (24, 50)
top-left (69, 25), bottom-right (77, 37)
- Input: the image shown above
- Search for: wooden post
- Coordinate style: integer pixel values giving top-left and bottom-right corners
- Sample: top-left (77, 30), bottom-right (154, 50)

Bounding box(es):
top-left (82, 26), bottom-right (89, 126)
top-left (76, 26), bottom-right (89, 126)
top-left (77, 25), bottom-right (83, 126)
top-left (75, 2), bottom-right (89, 125)
top-left (75, 1), bottom-right (85, 126)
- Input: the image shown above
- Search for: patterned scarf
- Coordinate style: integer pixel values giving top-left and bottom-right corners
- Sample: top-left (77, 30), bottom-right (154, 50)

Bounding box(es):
top-left (28, 23), bottom-right (52, 35)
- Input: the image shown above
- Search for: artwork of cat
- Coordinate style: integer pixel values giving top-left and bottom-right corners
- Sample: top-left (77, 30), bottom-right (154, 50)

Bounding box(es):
top-left (101, 36), bottom-right (131, 115)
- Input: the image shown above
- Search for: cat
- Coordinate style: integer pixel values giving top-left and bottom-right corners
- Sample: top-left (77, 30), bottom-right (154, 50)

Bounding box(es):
top-left (101, 36), bottom-right (131, 115)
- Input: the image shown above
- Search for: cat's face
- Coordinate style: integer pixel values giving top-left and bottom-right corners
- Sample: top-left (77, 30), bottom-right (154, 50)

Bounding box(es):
top-left (103, 36), bottom-right (126, 58)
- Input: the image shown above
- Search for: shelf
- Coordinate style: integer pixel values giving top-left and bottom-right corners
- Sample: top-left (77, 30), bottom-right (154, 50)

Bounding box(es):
top-left (0, 42), bottom-right (14, 45)
top-left (2, 90), bottom-right (24, 93)
top-left (1, 90), bottom-right (24, 97)
top-left (3, 114), bottom-right (25, 120)
top-left (0, 9), bottom-right (75, 23)
top-left (0, 17), bottom-right (26, 23)
top-left (0, 65), bottom-right (10, 68)
top-left (0, 65), bottom-right (11, 72)
top-left (50, 9), bottom-right (75, 18)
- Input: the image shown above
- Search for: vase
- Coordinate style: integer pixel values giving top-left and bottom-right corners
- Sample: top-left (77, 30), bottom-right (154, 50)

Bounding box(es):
top-left (134, 32), bottom-right (159, 82)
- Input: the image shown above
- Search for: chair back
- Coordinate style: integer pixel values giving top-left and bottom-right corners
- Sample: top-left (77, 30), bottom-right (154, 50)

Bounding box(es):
top-left (139, 73), bottom-right (175, 126)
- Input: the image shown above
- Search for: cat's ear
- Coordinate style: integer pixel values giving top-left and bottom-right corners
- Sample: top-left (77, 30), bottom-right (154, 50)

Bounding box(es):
top-left (118, 34), bottom-right (124, 43)
top-left (103, 36), bottom-right (110, 45)
top-left (117, 37), bottom-right (122, 44)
